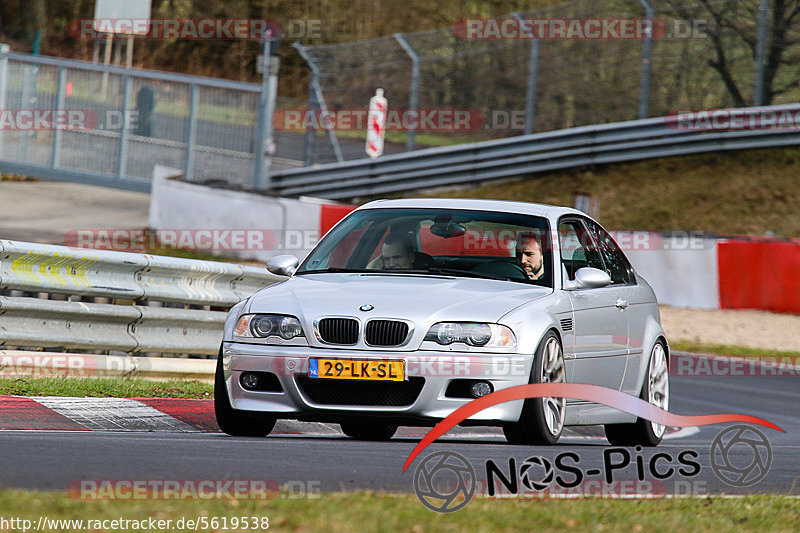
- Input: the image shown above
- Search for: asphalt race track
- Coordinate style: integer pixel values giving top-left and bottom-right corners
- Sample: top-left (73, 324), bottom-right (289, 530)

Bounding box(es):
top-left (0, 353), bottom-right (797, 497)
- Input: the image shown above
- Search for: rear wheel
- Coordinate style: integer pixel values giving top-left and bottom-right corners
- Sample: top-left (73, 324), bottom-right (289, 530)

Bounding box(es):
top-left (503, 331), bottom-right (566, 445)
top-left (604, 341), bottom-right (669, 447)
top-left (214, 350), bottom-right (276, 437)
top-left (340, 421), bottom-right (397, 441)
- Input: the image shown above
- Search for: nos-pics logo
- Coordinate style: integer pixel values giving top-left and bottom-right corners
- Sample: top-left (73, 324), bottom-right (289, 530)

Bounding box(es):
top-left (413, 425), bottom-right (773, 512)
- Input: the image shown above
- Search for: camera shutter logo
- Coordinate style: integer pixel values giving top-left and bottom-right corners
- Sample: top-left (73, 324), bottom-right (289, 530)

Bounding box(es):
top-left (519, 456), bottom-right (554, 491)
top-left (413, 451), bottom-right (476, 513)
top-left (710, 425), bottom-right (772, 487)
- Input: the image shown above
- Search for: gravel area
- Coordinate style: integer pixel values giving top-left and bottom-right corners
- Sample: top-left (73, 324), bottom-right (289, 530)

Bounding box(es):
top-left (660, 305), bottom-right (800, 352)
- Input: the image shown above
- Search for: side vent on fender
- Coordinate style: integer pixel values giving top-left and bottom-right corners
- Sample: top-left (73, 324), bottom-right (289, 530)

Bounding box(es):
top-left (560, 318), bottom-right (574, 332)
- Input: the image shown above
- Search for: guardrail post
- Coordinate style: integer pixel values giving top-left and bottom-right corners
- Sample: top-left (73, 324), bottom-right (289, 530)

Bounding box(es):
top-left (116, 75), bottom-right (131, 178)
top-left (185, 83), bottom-right (198, 181)
top-left (637, 0), bottom-right (655, 119)
top-left (394, 33), bottom-right (420, 151)
top-left (0, 44), bottom-right (9, 158)
top-left (293, 42), bottom-right (344, 163)
top-left (51, 66), bottom-right (66, 168)
top-left (753, 0), bottom-right (769, 106)
top-left (512, 13), bottom-right (539, 134)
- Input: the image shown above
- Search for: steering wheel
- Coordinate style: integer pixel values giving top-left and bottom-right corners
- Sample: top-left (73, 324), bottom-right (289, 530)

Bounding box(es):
top-left (471, 260), bottom-right (530, 280)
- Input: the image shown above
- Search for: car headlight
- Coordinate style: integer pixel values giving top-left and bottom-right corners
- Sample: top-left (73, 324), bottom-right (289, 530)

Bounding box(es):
top-left (235, 314), bottom-right (305, 340)
top-left (424, 323), bottom-right (516, 348)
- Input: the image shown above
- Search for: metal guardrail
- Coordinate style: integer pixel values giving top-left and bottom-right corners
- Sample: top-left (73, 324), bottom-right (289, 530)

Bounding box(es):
top-left (0, 350), bottom-right (216, 380)
top-left (0, 240), bottom-right (283, 355)
top-left (270, 104), bottom-right (800, 200)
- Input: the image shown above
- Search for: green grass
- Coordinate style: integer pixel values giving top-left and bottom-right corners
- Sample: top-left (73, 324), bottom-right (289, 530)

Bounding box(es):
top-left (0, 491), bottom-right (798, 532)
top-left (0, 377), bottom-right (212, 398)
top-left (669, 341), bottom-right (800, 360)
top-left (413, 148), bottom-right (800, 238)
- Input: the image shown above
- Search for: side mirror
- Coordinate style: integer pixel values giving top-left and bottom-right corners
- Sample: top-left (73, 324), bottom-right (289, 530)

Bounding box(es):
top-left (266, 254), bottom-right (299, 276)
top-left (568, 267), bottom-right (612, 290)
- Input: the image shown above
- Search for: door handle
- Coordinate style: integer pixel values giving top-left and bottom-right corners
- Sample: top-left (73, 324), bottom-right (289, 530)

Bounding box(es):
top-left (615, 298), bottom-right (629, 309)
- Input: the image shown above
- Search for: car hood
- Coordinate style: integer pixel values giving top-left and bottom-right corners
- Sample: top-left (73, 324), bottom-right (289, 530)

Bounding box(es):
top-left (247, 272), bottom-right (551, 324)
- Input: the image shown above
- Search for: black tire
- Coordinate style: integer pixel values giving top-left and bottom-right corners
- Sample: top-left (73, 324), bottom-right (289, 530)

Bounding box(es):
top-left (503, 331), bottom-right (565, 445)
top-left (214, 350), bottom-right (276, 437)
top-left (340, 421), bottom-right (397, 441)
top-left (604, 341), bottom-right (668, 447)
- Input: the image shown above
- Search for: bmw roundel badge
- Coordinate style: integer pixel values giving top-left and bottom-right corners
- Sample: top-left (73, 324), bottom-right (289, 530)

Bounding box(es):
top-left (359, 304), bottom-right (374, 312)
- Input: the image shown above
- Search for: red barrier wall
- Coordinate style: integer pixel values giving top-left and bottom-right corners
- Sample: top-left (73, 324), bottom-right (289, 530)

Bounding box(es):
top-left (319, 204), bottom-right (357, 237)
top-left (718, 239), bottom-right (800, 313)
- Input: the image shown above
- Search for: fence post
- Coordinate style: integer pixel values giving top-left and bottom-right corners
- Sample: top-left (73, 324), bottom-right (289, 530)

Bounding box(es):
top-left (393, 33), bottom-right (420, 151)
top-left (293, 42), bottom-right (344, 163)
top-left (512, 13), bottom-right (539, 134)
top-left (51, 66), bottom-right (66, 168)
top-left (753, 0), bottom-right (769, 106)
top-left (116, 75), bottom-right (131, 178)
top-left (637, 0), bottom-right (654, 119)
top-left (253, 37), bottom-right (280, 190)
top-left (302, 70), bottom-right (319, 166)
top-left (185, 83), bottom-right (198, 181)
top-left (0, 44), bottom-right (9, 158)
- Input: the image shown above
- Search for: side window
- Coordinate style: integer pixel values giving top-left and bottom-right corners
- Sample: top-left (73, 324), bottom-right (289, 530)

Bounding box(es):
top-left (584, 218), bottom-right (632, 285)
top-left (558, 220), bottom-right (605, 281)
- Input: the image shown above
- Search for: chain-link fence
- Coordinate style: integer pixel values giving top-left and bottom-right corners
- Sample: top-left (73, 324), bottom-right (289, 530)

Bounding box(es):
top-left (0, 46), bottom-right (307, 190)
top-left (295, 0), bottom-right (800, 165)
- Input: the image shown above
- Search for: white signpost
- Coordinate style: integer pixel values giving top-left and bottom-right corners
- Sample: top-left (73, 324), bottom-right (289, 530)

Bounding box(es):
top-left (366, 88), bottom-right (388, 159)
top-left (93, 0), bottom-right (151, 75)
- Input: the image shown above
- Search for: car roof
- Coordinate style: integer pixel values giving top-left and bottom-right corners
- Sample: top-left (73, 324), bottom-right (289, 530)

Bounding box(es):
top-left (356, 198), bottom-right (587, 221)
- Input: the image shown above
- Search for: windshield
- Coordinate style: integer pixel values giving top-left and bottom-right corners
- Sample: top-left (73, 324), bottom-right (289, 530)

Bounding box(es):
top-left (297, 207), bottom-right (553, 287)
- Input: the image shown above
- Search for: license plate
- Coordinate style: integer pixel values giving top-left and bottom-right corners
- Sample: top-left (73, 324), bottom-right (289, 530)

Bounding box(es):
top-left (309, 359), bottom-right (405, 381)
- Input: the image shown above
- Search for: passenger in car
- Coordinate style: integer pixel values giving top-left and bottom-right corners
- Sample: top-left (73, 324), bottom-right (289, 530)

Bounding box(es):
top-left (515, 231), bottom-right (545, 280)
top-left (367, 233), bottom-right (435, 270)
top-left (367, 233), bottom-right (415, 270)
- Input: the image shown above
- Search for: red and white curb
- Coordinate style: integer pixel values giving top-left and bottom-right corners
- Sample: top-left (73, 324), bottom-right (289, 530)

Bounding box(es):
top-left (0, 395), bottom-right (694, 440)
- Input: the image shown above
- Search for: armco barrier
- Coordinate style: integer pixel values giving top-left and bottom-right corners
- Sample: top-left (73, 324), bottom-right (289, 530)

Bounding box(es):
top-left (0, 350), bottom-right (216, 379)
top-left (0, 239), bottom-right (282, 306)
top-left (0, 239), bottom-right (284, 355)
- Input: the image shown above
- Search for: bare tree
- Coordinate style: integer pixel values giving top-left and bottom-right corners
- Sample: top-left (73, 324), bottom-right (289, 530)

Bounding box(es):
top-left (667, 0), bottom-right (800, 106)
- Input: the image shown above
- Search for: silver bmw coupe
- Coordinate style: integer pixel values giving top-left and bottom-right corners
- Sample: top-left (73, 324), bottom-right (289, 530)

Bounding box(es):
top-left (216, 198), bottom-right (670, 446)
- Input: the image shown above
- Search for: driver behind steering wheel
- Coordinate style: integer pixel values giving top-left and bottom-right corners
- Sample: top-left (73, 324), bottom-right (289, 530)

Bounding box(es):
top-left (515, 230), bottom-right (545, 281)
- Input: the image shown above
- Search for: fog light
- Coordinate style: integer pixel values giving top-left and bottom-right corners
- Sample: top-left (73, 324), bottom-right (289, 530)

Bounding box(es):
top-left (240, 372), bottom-right (260, 390)
top-left (470, 381), bottom-right (493, 398)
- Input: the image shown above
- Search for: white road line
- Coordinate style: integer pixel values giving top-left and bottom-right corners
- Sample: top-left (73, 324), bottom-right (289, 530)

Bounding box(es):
top-left (32, 397), bottom-right (196, 432)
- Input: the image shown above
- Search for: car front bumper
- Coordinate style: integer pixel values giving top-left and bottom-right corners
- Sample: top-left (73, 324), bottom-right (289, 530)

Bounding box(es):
top-left (222, 341), bottom-right (534, 424)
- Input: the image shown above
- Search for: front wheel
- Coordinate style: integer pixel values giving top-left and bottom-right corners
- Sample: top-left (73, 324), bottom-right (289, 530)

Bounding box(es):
top-left (340, 421), bottom-right (397, 441)
top-left (605, 340), bottom-right (669, 447)
top-left (214, 350), bottom-right (276, 437)
top-left (503, 331), bottom-right (566, 445)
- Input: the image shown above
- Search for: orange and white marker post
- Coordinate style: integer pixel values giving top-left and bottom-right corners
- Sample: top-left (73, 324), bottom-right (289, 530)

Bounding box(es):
top-left (366, 88), bottom-right (388, 159)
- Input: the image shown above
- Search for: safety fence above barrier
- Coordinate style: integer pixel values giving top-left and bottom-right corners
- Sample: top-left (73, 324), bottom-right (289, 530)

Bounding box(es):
top-left (270, 104), bottom-right (800, 200)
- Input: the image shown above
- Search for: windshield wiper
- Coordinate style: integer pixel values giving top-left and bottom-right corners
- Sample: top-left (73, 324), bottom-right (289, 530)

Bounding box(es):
top-left (424, 267), bottom-right (511, 281)
top-left (374, 267), bottom-right (511, 281)
top-left (295, 267), bottom-right (371, 275)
